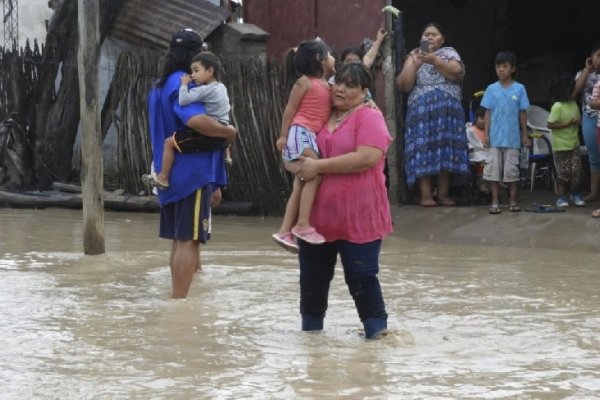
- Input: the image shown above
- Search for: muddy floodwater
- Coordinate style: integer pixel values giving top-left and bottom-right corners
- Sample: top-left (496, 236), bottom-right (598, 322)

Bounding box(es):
top-left (1, 207), bottom-right (599, 399)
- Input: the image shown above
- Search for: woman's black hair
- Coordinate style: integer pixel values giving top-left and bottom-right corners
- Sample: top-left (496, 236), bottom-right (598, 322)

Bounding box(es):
top-left (591, 42), bottom-right (600, 55)
top-left (333, 63), bottom-right (372, 91)
top-left (156, 29), bottom-right (205, 87)
top-left (157, 46), bottom-right (203, 87)
top-left (422, 22), bottom-right (445, 38)
top-left (341, 47), bottom-right (365, 64)
top-left (549, 75), bottom-right (575, 102)
top-left (285, 39), bottom-right (330, 80)
top-left (191, 51), bottom-right (223, 81)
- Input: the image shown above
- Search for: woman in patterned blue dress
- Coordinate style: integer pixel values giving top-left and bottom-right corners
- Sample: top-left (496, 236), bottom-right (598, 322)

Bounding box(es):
top-left (396, 22), bottom-right (469, 206)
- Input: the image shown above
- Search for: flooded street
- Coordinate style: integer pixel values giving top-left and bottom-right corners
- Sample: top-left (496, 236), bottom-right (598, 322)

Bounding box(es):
top-left (1, 207), bottom-right (599, 399)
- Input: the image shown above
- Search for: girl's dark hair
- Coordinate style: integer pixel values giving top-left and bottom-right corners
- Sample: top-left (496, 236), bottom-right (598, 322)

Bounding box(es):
top-left (495, 50), bottom-right (518, 67)
top-left (341, 47), bottom-right (365, 64)
top-left (157, 46), bottom-right (203, 87)
top-left (285, 39), bottom-right (330, 80)
top-left (333, 63), bottom-right (372, 91)
top-left (475, 107), bottom-right (486, 119)
top-left (191, 51), bottom-right (223, 81)
top-left (591, 42), bottom-right (600, 55)
top-left (549, 75), bottom-right (575, 102)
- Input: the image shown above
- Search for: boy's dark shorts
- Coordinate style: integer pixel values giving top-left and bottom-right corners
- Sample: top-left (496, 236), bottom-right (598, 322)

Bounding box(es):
top-left (172, 128), bottom-right (228, 153)
top-left (159, 185), bottom-right (213, 242)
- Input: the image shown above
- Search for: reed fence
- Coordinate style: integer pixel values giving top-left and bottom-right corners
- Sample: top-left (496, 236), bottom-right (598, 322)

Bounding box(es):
top-left (0, 42), bottom-right (293, 215)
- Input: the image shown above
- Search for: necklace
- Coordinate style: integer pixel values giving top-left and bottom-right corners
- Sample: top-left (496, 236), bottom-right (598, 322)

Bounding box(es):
top-left (334, 104), bottom-right (362, 123)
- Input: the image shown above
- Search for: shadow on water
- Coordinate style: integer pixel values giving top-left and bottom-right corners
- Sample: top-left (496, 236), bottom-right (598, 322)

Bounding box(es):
top-left (1, 208), bottom-right (599, 399)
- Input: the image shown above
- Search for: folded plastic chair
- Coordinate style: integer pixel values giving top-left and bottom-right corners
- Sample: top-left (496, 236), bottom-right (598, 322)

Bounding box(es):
top-left (526, 105), bottom-right (556, 192)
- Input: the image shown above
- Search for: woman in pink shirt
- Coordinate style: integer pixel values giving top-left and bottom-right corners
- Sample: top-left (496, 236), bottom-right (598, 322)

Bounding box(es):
top-left (296, 63), bottom-right (393, 339)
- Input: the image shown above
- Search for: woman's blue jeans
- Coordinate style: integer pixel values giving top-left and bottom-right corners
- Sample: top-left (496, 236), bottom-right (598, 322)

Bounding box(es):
top-left (298, 239), bottom-right (388, 339)
top-left (582, 113), bottom-right (600, 171)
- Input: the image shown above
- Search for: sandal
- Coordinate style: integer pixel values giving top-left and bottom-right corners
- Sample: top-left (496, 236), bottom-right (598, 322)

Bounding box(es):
top-left (272, 232), bottom-right (299, 254)
top-left (291, 226), bottom-right (325, 244)
top-left (592, 209), bottom-right (600, 218)
top-left (141, 173), bottom-right (169, 189)
top-left (489, 204), bottom-right (501, 214)
top-left (508, 204), bottom-right (521, 212)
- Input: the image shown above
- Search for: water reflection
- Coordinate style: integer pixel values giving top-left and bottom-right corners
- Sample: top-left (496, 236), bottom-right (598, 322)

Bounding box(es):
top-left (1, 208), bottom-right (599, 398)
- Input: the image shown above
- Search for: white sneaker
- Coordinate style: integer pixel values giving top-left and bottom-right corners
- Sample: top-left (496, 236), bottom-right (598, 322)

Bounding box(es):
top-left (570, 193), bottom-right (586, 207)
top-left (556, 197), bottom-right (569, 208)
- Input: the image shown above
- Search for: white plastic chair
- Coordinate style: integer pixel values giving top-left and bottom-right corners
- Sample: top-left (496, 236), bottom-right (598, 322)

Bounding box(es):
top-left (526, 105), bottom-right (555, 192)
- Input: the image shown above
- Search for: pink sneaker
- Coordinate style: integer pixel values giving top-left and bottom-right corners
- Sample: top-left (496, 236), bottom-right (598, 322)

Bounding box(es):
top-left (291, 226), bottom-right (325, 244)
top-left (272, 232), bottom-right (299, 254)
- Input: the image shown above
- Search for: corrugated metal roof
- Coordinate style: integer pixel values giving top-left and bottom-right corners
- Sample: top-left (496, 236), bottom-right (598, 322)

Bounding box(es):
top-left (109, 0), bottom-right (230, 49)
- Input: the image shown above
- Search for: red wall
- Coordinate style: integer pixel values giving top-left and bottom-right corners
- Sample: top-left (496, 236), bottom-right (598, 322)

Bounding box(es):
top-left (245, 0), bottom-right (386, 60)
top-left (244, 0), bottom-right (387, 108)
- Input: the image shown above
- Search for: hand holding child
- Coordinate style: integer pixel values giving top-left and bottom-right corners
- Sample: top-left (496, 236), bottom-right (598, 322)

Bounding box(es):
top-left (296, 155), bottom-right (319, 182)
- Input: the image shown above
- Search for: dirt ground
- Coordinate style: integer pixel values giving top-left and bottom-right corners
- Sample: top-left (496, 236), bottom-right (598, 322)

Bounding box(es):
top-left (391, 187), bottom-right (600, 254)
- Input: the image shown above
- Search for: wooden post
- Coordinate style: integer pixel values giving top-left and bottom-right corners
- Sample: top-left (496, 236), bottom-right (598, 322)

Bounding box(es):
top-left (78, 0), bottom-right (105, 255)
top-left (383, 0), bottom-right (399, 205)
top-left (393, 9), bottom-right (408, 204)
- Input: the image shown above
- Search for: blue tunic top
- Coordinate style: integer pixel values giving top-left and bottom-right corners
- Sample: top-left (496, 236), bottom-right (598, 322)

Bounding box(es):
top-left (147, 71), bottom-right (228, 206)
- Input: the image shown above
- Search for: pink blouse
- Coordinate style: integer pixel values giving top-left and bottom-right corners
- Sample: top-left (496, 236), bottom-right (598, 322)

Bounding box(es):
top-left (310, 107), bottom-right (393, 243)
top-left (292, 78), bottom-right (332, 133)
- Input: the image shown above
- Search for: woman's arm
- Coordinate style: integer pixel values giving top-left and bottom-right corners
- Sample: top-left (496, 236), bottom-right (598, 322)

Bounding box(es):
top-left (186, 114), bottom-right (237, 143)
top-left (363, 29), bottom-right (387, 69)
top-left (395, 49), bottom-right (421, 93)
top-left (572, 58), bottom-right (592, 98)
top-left (297, 146), bottom-right (384, 181)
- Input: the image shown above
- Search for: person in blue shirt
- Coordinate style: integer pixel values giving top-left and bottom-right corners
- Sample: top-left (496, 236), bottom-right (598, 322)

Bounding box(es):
top-left (147, 29), bottom-right (236, 298)
top-left (481, 50), bottom-right (530, 214)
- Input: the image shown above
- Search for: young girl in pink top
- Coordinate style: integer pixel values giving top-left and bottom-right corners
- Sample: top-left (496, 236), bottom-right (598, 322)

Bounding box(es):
top-left (273, 39), bottom-right (335, 252)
